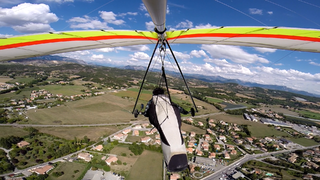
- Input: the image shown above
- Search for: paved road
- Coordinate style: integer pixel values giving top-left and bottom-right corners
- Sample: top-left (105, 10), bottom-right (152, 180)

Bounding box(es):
top-left (201, 144), bottom-right (320, 180)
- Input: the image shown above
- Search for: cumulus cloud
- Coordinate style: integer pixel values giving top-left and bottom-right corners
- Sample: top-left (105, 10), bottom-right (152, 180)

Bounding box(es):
top-left (310, 61), bottom-right (320, 66)
top-left (254, 47), bottom-right (277, 53)
top-left (96, 48), bottom-right (115, 52)
top-left (146, 21), bottom-right (154, 31)
top-left (38, 0), bottom-right (74, 3)
top-left (99, 11), bottom-right (124, 25)
top-left (201, 45), bottom-right (269, 64)
top-left (175, 20), bottom-right (193, 29)
top-left (267, 11), bottom-right (273, 15)
top-left (91, 54), bottom-right (104, 59)
top-left (116, 45), bottom-right (150, 52)
top-left (129, 52), bottom-right (150, 61)
top-left (195, 23), bottom-right (218, 29)
top-left (119, 12), bottom-right (138, 17)
top-left (0, 3), bottom-right (58, 33)
top-left (274, 63), bottom-right (283, 66)
top-left (249, 8), bottom-right (263, 15)
top-left (190, 50), bottom-right (208, 58)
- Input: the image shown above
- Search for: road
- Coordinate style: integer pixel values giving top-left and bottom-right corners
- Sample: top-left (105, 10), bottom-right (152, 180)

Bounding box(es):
top-left (201, 144), bottom-right (320, 180)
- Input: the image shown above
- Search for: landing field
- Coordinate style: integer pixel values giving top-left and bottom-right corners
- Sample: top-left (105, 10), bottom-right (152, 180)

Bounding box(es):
top-left (47, 162), bottom-right (88, 180)
top-left (37, 126), bottom-right (124, 141)
top-left (127, 150), bottom-right (162, 180)
top-left (25, 93), bottom-right (134, 124)
top-left (0, 127), bottom-right (29, 138)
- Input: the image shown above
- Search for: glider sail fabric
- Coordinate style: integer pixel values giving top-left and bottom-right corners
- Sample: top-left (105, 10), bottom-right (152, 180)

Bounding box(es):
top-left (166, 26), bottom-right (320, 53)
top-left (0, 30), bottom-right (158, 61)
top-left (1, 26), bottom-right (320, 62)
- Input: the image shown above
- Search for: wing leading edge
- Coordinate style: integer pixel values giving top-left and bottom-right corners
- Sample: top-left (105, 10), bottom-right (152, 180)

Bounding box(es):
top-left (0, 30), bottom-right (158, 61)
top-left (1, 27), bottom-right (320, 62)
top-left (166, 26), bottom-right (320, 53)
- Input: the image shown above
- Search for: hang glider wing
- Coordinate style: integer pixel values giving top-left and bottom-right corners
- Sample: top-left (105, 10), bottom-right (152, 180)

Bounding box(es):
top-left (166, 26), bottom-right (320, 53)
top-left (0, 30), bottom-right (158, 61)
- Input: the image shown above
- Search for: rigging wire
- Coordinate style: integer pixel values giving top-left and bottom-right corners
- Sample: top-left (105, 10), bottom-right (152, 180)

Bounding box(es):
top-left (214, 0), bottom-right (268, 26)
top-left (265, 0), bottom-right (320, 28)
top-left (298, 0), bottom-right (320, 9)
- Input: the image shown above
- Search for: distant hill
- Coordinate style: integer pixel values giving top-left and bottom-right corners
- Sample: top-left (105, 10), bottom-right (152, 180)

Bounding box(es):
top-left (8, 55), bottom-right (87, 65)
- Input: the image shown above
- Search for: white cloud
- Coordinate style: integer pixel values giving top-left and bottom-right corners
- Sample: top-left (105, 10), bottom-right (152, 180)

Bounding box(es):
top-left (190, 50), bottom-right (208, 58)
top-left (0, 3), bottom-right (58, 33)
top-left (0, 34), bottom-right (13, 38)
top-left (38, 0), bottom-right (74, 3)
top-left (201, 45), bottom-right (269, 64)
top-left (267, 11), bottom-right (273, 15)
top-left (195, 23), bottom-right (218, 29)
top-left (274, 63), bottom-right (283, 66)
top-left (91, 54), bottom-right (104, 59)
top-left (99, 11), bottom-right (125, 25)
top-left (119, 12), bottom-right (138, 17)
top-left (172, 51), bottom-right (191, 62)
top-left (129, 52), bottom-right (150, 61)
top-left (96, 48), bottom-right (115, 52)
top-left (116, 45), bottom-right (150, 52)
top-left (249, 8), bottom-right (263, 15)
top-left (146, 21), bottom-right (154, 31)
top-left (254, 47), bottom-right (277, 53)
top-left (175, 20), bottom-right (193, 29)
top-left (140, 3), bottom-right (147, 11)
top-left (310, 61), bottom-right (320, 66)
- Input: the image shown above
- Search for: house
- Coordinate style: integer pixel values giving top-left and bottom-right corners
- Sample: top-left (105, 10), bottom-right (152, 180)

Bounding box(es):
top-left (226, 145), bottom-right (235, 150)
top-left (186, 148), bottom-right (194, 154)
top-left (113, 133), bottom-right (124, 140)
top-left (204, 134), bottom-right (212, 141)
top-left (231, 150), bottom-right (237, 155)
top-left (170, 173), bottom-right (181, 180)
top-left (288, 153), bottom-right (298, 163)
top-left (188, 142), bottom-right (195, 148)
top-left (190, 131), bottom-right (196, 137)
top-left (93, 145), bottom-right (103, 151)
top-left (155, 134), bottom-right (160, 139)
top-left (214, 144), bottom-right (221, 151)
top-left (105, 156), bottom-right (118, 165)
top-left (235, 139), bottom-right (243, 144)
top-left (202, 142), bottom-right (209, 151)
top-left (78, 152), bottom-right (92, 162)
top-left (207, 129), bottom-right (214, 135)
top-left (246, 137), bottom-right (253, 144)
top-left (219, 135), bottom-right (226, 142)
top-left (141, 137), bottom-right (152, 143)
top-left (122, 129), bottom-right (131, 134)
top-left (142, 123), bottom-right (149, 128)
top-left (133, 130), bottom-right (139, 136)
top-left (133, 125), bottom-right (142, 129)
top-left (17, 141), bottom-right (30, 148)
top-left (145, 131), bottom-right (153, 135)
top-left (198, 122), bottom-right (204, 126)
top-left (224, 153), bottom-right (230, 159)
top-left (154, 140), bottom-right (161, 145)
top-left (196, 149), bottom-right (203, 156)
top-left (265, 137), bottom-right (273, 142)
top-left (209, 152), bottom-right (216, 158)
top-left (31, 165), bottom-right (54, 175)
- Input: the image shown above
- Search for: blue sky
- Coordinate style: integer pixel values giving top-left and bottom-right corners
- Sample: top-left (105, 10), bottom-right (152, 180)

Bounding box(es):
top-left (1, 0), bottom-right (320, 95)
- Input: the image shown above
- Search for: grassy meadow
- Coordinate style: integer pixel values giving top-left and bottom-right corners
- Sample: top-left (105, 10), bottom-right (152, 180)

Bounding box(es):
top-left (25, 93), bottom-right (135, 125)
top-left (0, 127), bottom-right (29, 138)
top-left (47, 162), bottom-right (88, 180)
top-left (127, 150), bottom-right (163, 180)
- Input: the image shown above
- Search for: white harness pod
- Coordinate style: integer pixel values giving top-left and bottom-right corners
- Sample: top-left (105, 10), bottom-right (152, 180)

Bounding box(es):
top-left (146, 95), bottom-right (188, 172)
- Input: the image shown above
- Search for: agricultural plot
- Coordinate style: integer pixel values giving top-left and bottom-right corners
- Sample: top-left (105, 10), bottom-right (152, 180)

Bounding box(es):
top-left (287, 137), bottom-right (319, 146)
top-left (37, 126), bottom-right (122, 141)
top-left (25, 93), bottom-right (134, 124)
top-left (41, 84), bottom-right (85, 96)
top-left (0, 76), bottom-right (13, 83)
top-left (0, 127), bottom-right (29, 138)
top-left (0, 87), bottom-right (39, 102)
top-left (181, 123), bottom-right (206, 135)
top-left (127, 150), bottom-right (163, 180)
top-left (47, 162), bottom-right (88, 180)
top-left (110, 146), bottom-right (139, 175)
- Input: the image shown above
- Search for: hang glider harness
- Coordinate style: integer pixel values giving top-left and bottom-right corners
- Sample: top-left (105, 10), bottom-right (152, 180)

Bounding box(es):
top-left (132, 39), bottom-right (198, 117)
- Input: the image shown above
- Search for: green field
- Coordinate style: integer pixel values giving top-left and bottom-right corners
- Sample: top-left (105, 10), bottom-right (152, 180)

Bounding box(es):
top-left (8, 77), bottom-right (34, 84)
top-left (0, 127), bottom-right (29, 138)
top-left (25, 93), bottom-right (135, 124)
top-left (0, 87), bottom-right (39, 102)
top-left (127, 150), bottom-right (163, 180)
top-left (206, 96), bottom-right (223, 103)
top-left (37, 126), bottom-right (123, 141)
top-left (298, 110), bottom-right (320, 120)
top-left (41, 84), bottom-right (85, 96)
top-left (287, 137), bottom-right (319, 146)
top-left (47, 162), bottom-right (88, 180)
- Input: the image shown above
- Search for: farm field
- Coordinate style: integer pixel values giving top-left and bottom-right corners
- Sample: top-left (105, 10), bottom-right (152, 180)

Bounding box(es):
top-left (287, 137), bottom-right (319, 146)
top-left (127, 150), bottom-right (162, 180)
top-left (41, 84), bottom-right (85, 96)
top-left (0, 77), bottom-right (13, 83)
top-left (0, 127), bottom-right (29, 138)
top-left (0, 87), bottom-right (39, 102)
top-left (37, 126), bottom-right (124, 141)
top-left (47, 162), bottom-right (88, 180)
top-left (181, 123), bottom-right (206, 135)
top-left (110, 146), bottom-right (139, 175)
top-left (25, 93), bottom-right (135, 125)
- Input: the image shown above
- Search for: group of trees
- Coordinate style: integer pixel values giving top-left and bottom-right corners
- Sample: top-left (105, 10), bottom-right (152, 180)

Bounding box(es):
top-left (129, 142), bottom-right (162, 155)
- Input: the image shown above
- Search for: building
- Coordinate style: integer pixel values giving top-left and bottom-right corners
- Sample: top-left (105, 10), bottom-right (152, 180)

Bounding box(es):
top-left (17, 141), bottom-right (29, 148)
top-left (224, 153), bottom-right (230, 159)
top-left (78, 152), bottom-right (92, 162)
top-left (141, 136), bottom-right (151, 143)
top-left (214, 144), bottom-right (221, 151)
top-left (133, 130), bottom-right (139, 136)
top-left (122, 129), bottom-right (131, 134)
top-left (30, 165), bottom-right (54, 175)
top-left (113, 133), bottom-right (124, 140)
top-left (93, 145), bottom-right (103, 151)
top-left (105, 156), bottom-right (118, 165)
top-left (209, 152), bottom-right (216, 158)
